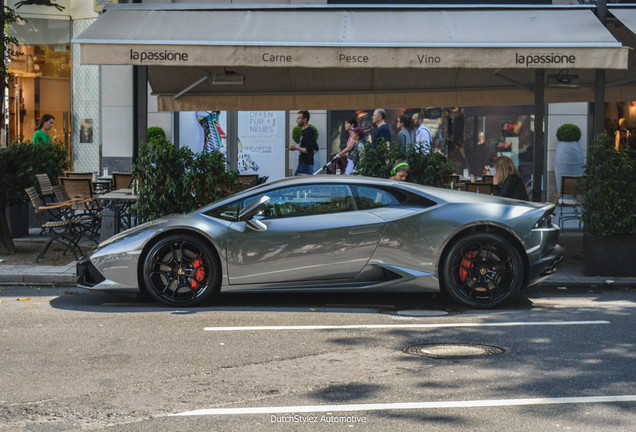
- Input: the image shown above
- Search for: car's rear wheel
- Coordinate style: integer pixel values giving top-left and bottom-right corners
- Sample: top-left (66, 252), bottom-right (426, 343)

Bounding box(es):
top-left (442, 232), bottom-right (523, 308)
top-left (143, 233), bottom-right (220, 307)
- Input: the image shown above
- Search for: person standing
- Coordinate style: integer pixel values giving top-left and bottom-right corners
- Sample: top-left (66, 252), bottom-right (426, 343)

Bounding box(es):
top-left (288, 110), bottom-right (319, 175)
top-left (335, 126), bottom-right (366, 174)
top-left (33, 114), bottom-right (55, 145)
top-left (412, 111), bottom-right (431, 154)
top-left (396, 114), bottom-right (415, 151)
top-left (371, 109), bottom-right (391, 148)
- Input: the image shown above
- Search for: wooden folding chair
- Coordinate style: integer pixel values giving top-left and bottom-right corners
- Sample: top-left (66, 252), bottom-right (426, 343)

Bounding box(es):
top-left (60, 177), bottom-right (94, 200)
top-left (25, 187), bottom-right (85, 262)
top-left (558, 175), bottom-right (585, 230)
top-left (64, 171), bottom-right (93, 179)
top-left (111, 172), bottom-right (133, 189)
top-left (35, 173), bottom-right (56, 203)
top-left (60, 177), bottom-right (102, 242)
top-left (464, 182), bottom-right (493, 194)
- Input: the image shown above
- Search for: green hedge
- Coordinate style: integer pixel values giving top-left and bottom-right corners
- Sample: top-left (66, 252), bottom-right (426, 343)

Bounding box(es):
top-left (0, 140), bottom-right (69, 206)
top-left (132, 138), bottom-right (239, 223)
top-left (581, 135), bottom-right (636, 238)
top-left (353, 139), bottom-right (454, 187)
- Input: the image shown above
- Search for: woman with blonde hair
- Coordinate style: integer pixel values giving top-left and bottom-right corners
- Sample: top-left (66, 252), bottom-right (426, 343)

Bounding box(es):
top-left (492, 155), bottom-right (528, 200)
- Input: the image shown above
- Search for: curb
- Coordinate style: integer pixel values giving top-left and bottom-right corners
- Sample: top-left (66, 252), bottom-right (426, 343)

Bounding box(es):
top-left (0, 265), bottom-right (77, 286)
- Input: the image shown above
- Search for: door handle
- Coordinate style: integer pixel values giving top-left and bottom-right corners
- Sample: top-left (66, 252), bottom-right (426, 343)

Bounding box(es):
top-left (349, 225), bottom-right (380, 235)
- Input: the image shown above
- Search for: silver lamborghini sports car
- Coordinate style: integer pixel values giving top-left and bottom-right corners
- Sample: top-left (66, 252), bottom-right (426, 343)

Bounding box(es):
top-left (77, 175), bottom-right (563, 308)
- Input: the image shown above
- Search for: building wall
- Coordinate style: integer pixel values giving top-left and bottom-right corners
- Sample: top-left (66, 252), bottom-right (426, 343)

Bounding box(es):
top-left (71, 18), bottom-right (101, 173)
top-left (148, 85), bottom-right (173, 140)
top-left (101, 65), bottom-right (134, 173)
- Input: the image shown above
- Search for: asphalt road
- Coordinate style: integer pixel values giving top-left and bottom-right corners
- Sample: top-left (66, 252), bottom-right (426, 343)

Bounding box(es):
top-left (1, 285), bottom-right (635, 431)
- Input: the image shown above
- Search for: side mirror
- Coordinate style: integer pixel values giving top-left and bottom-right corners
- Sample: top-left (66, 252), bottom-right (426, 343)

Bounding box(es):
top-left (238, 195), bottom-right (270, 231)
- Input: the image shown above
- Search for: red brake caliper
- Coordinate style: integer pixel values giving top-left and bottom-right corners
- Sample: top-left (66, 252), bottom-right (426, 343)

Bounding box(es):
top-left (459, 251), bottom-right (476, 283)
top-left (190, 255), bottom-right (206, 290)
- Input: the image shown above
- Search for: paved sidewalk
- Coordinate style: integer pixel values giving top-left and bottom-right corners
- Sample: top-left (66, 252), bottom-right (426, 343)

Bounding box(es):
top-left (1, 226), bottom-right (634, 288)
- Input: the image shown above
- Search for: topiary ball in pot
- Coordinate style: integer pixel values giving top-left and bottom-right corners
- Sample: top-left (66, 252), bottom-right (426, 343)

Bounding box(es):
top-left (147, 126), bottom-right (167, 143)
top-left (554, 123), bottom-right (583, 195)
top-left (556, 123), bottom-right (582, 142)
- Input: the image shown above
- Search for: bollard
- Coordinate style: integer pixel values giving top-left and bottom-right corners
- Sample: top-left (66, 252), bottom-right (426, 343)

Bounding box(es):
top-left (100, 203), bottom-right (119, 242)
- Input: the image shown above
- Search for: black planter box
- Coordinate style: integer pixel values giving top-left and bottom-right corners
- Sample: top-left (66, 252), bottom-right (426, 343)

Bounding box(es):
top-left (583, 233), bottom-right (636, 277)
top-left (6, 202), bottom-right (29, 239)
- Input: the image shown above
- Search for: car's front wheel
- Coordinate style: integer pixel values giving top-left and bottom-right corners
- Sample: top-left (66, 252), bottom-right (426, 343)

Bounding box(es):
top-left (142, 234), bottom-right (220, 307)
top-left (442, 232), bottom-right (524, 308)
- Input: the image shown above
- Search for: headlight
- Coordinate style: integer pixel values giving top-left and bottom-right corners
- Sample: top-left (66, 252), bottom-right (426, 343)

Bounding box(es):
top-left (534, 211), bottom-right (554, 229)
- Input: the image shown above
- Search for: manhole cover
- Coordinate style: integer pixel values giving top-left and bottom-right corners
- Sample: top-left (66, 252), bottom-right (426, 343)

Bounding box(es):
top-left (403, 343), bottom-right (505, 359)
top-left (395, 310), bottom-right (448, 317)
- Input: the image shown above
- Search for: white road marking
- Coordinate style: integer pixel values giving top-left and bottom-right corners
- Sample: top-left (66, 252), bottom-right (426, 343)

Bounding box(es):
top-left (204, 320), bottom-right (609, 332)
top-left (171, 395), bottom-right (636, 416)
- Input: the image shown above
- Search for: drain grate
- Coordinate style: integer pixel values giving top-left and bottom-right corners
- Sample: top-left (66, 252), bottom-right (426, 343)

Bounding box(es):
top-left (403, 343), bottom-right (505, 359)
top-left (395, 310), bottom-right (449, 317)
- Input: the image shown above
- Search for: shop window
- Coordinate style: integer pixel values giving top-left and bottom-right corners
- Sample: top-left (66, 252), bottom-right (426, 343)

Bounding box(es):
top-left (6, 17), bottom-right (71, 145)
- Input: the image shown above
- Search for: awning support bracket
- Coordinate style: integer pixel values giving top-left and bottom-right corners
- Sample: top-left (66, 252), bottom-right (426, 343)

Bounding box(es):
top-left (174, 71), bottom-right (211, 100)
top-left (493, 70), bottom-right (533, 93)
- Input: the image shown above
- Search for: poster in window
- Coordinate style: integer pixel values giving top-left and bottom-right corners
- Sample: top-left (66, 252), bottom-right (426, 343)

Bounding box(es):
top-left (238, 111), bottom-right (286, 180)
top-left (80, 119), bottom-right (93, 143)
top-left (179, 111), bottom-right (228, 155)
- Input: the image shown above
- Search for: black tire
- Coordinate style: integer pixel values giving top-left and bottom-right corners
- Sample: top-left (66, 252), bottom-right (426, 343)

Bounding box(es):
top-left (442, 232), bottom-right (524, 308)
top-left (142, 233), bottom-right (220, 307)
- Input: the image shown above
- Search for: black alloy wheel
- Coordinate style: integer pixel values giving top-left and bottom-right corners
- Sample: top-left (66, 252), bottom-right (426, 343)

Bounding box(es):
top-left (442, 232), bottom-right (524, 308)
top-left (143, 234), bottom-right (220, 306)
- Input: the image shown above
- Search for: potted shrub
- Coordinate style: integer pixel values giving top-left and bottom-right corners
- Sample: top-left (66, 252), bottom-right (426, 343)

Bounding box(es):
top-left (0, 140), bottom-right (69, 254)
top-left (554, 123), bottom-right (584, 195)
top-left (580, 135), bottom-right (636, 276)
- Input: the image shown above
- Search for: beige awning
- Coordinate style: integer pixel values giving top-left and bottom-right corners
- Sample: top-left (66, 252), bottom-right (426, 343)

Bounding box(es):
top-left (77, 5), bottom-right (627, 70)
top-left (74, 4), bottom-right (633, 110)
top-left (611, 7), bottom-right (636, 38)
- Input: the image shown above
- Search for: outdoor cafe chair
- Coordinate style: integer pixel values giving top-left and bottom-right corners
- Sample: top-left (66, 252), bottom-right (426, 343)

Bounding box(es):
top-left (25, 187), bottom-right (85, 262)
top-left (64, 171), bottom-right (93, 179)
top-left (464, 182), bottom-right (493, 195)
top-left (111, 172), bottom-right (133, 189)
top-left (60, 177), bottom-right (103, 242)
top-left (35, 173), bottom-right (57, 203)
top-left (481, 174), bottom-right (494, 184)
top-left (558, 175), bottom-right (585, 230)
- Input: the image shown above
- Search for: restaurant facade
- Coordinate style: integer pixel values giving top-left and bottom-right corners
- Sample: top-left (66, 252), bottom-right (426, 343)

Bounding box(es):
top-left (5, 1), bottom-right (636, 201)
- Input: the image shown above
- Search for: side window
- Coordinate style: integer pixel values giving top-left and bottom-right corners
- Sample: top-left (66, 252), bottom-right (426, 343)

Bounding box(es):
top-left (204, 202), bottom-right (240, 221)
top-left (353, 185), bottom-right (400, 209)
top-left (242, 184), bottom-right (355, 219)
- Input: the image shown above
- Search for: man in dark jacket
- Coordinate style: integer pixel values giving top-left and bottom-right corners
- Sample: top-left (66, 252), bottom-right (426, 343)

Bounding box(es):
top-left (288, 110), bottom-right (319, 175)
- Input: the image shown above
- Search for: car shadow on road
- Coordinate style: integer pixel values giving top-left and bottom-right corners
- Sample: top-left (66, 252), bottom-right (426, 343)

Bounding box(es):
top-left (41, 286), bottom-right (537, 314)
